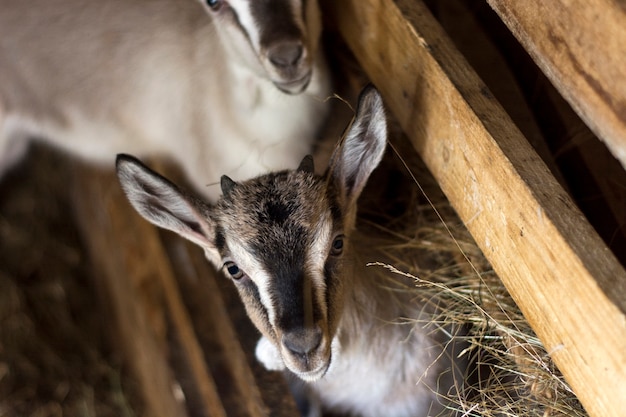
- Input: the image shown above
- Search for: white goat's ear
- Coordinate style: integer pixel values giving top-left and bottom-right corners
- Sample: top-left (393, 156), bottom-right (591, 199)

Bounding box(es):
top-left (115, 154), bottom-right (217, 251)
top-left (331, 85), bottom-right (388, 206)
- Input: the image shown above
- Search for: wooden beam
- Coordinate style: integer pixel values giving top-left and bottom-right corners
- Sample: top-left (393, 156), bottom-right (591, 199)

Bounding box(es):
top-left (485, 0), bottom-right (626, 170)
top-left (71, 165), bottom-right (227, 417)
top-left (429, 0), bottom-right (567, 189)
top-left (321, 0), bottom-right (626, 416)
top-left (436, 0), bottom-right (626, 263)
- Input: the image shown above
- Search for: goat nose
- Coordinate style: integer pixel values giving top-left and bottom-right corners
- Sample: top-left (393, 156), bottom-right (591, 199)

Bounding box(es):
top-left (282, 327), bottom-right (322, 356)
top-left (268, 41), bottom-right (303, 68)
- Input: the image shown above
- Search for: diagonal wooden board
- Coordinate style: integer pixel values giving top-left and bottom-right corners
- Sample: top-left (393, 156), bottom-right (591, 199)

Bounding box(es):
top-left (486, 0), bottom-right (626, 171)
top-left (321, 0), bottom-right (626, 416)
top-left (71, 164), bottom-right (226, 417)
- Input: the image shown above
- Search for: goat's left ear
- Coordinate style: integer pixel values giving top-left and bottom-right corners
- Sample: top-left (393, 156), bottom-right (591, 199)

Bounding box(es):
top-left (331, 85), bottom-right (387, 207)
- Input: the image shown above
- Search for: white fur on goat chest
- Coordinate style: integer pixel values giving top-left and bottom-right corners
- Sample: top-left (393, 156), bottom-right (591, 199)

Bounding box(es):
top-left (311, 346), bottom-right (440, 417)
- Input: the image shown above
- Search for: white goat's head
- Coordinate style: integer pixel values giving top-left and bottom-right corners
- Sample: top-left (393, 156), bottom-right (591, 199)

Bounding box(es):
top-left (199, 0), bottom-right (323, 94)
top-left (116, 86), bottom-right (387, 380)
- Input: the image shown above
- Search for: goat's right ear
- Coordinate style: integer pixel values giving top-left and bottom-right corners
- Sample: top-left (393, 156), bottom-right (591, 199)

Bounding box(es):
top-left (115, 154), bottom-right (218, 254)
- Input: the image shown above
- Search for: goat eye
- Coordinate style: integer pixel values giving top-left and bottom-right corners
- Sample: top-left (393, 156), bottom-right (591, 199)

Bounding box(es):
top-left (224, 261), bottom-right (244, 280)
top-left (205, 0), bottom-right (222, 10)
top-left (330, 235), bottom-right (344, 256)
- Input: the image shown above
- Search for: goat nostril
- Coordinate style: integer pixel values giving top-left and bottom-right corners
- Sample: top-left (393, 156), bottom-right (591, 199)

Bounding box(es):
top-left (268, 42), bottom-right (304, 68)
top-left (282, 327), bottom-right (322, 356)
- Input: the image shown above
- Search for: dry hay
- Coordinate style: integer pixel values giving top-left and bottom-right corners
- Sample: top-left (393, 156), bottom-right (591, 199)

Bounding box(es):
top-left (359, 143), bottom-right (587, 417)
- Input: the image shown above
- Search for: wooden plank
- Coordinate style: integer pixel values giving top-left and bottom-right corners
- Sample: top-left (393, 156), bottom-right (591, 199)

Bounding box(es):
top-left (452, 1), bottom-right (626, 264)
top-left (484, 0), bottom-right (626, 170)
top-left (71, 164), bottom-right (227, 417)
top-left (435, 0), bottom-right (626, 262)
top-left (429, 0), bottom-right (567, 189)
top-left (321, 1), bottom-right (626, 416)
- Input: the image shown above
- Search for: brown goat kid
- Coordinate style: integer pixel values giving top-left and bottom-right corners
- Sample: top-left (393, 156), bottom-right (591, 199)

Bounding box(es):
top-left (116, 87), bottom-right (464, 417)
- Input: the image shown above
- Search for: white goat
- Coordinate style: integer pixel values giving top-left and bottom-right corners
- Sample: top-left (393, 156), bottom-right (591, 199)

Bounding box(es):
top-left (116, 86), bottom-right (464, 416)
top-left (0, 0), bottom-right (330, 200)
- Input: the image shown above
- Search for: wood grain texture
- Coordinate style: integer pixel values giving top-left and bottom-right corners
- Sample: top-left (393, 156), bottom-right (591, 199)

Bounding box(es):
top-left (321, 0), bottom-right (626, 416)
top-left (429, 0), bottom-right (567, 189)
top-left (485, 0), bottom-right (626, 169)
top-left (71, 165), bottom-right (227, 417)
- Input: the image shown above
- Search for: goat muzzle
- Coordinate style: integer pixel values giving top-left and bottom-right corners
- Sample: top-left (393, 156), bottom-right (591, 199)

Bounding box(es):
top-left (280, 326), bottom-right (331, 381)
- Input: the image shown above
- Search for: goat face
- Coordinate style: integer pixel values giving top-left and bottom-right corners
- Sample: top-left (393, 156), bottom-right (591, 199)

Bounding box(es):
top-left (199, 0), bottom-right (322, 94)
top-left (215, 166), bottom-right (346, 380)
top-left (116, 86), bottom-right (387, 381)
